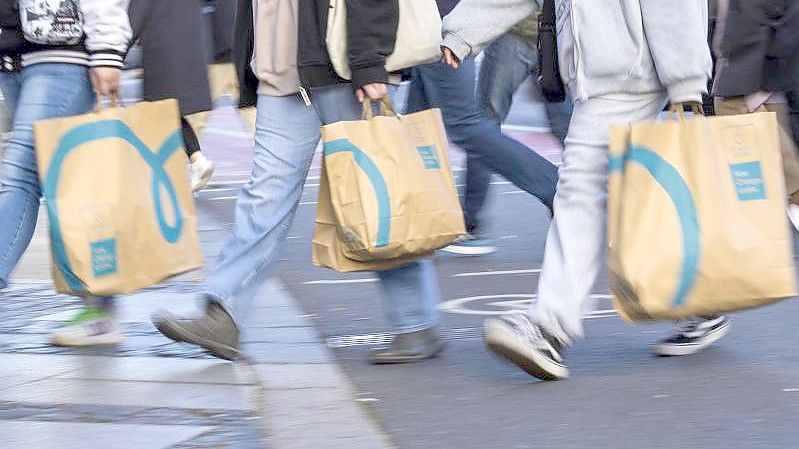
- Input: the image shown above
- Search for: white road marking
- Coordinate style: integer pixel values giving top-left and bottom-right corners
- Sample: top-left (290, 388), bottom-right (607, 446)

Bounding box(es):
top-left (500, 190), bottom-right (526, 195)
top-left (453, 269), bottom-right (541, 277)
top-left (299, 201), bottom-right (318, 206)
top-left (304, 278), bottom-right (378, 285)
top-left (438, 293), bottom-right (614, 316)
top-left (782, 388), bottom-right (799, 392)
top-left (205, 196), bottom-right (238, 202)
top-left (501, 124), bottom-right (550, 133)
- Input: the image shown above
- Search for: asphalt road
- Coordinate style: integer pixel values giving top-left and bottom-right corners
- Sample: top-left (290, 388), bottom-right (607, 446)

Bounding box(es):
top-left (158, 72), bottom-right (799, 449)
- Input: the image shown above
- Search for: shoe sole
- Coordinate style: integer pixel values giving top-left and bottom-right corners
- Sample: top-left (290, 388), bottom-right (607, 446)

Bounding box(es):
top-left (439, 245), bottom-right (497, 256)
top-left (50, 333), bottom-right (124, 348)
top-left (192, 164), bottom-right (215, 192)
top-left (483, 319), bottom-right (568, 381)
top-left (788, 206), bottom-right (799, 233)
top-left (369, 341), bottom-right (447, 365)
top-left (155, 320), bottom-right (239, 361)
top-left (651, 320), bottom-right (730, 357)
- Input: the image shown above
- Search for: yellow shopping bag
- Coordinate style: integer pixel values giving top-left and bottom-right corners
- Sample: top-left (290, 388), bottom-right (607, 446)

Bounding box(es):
top-left (608, 108), bottom-right (796, 321)
top-left (34, 99), bottom-right (203, 296)
top-left (312, 99), bottom-right (464, 269)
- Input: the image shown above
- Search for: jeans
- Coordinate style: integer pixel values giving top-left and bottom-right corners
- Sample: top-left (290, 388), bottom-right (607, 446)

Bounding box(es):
top-left (406, 59), bottom-right (558, 234)
top-left (463, 33), bottom-right (573, 234)
top-left (0, 64), bottom-right (95, 289)
top-left (206, 85), bottom-right (439, 334)
top-left (530, 92), bottom-right (667, 344)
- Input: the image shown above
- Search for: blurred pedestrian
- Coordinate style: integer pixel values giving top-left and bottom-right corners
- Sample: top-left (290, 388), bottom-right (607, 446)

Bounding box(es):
top-left (711, 0), bottom-right (799, 230)
top-left (442, 0), bottom-right (721, 380)
top-left (152, 0), bottom-right (446, 365)
top-left (442, 10), bottom-right (573, 256)
top-left (128, 0), bottom-right (216, 192)
top-left (0, 0), bottom-right (131, 346)
top-left (405, 1), bottom-right (559, 256)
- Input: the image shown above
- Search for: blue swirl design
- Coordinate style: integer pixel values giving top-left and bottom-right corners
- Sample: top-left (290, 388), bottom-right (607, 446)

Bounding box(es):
top-left (609, 145), bottom-right (700, 307)
top-left (42, 119), bottom-right (184, 293)
top-left (323, 138), bottom-right (391, 248)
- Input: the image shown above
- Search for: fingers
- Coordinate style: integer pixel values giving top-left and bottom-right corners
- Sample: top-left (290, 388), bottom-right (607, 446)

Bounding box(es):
top-left (363, 83), bottom-right (387, 100)
top-left (355, 88), bottom-right (365, 103)
top-left (441, 47), bottom-right (460, 69)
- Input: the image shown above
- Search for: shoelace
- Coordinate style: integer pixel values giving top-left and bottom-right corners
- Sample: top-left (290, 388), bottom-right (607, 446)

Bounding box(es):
top-left (503, 313), bottom-right (546, 343)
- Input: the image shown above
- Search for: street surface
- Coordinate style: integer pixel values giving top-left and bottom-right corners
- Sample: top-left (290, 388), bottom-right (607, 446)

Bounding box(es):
top-left (1, 73), bottom-right (798, 448)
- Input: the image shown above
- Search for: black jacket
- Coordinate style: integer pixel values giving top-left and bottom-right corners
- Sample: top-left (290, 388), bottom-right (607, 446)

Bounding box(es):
top-left (714, 0), bottom-right (799, 97)
top-left (234, 0), bottom-right (398, 108)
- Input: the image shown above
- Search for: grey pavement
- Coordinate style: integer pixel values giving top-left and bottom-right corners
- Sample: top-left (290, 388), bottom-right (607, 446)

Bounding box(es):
top-left (4, 72), bottom-right (799, 449)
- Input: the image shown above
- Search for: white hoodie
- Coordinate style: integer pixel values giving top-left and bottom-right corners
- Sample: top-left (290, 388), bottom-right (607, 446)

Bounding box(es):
top-left (442, 0), bottom-right (712, 103)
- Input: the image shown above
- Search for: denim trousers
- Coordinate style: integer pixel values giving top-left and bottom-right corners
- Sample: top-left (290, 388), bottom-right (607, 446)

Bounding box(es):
top-left (205, 85), bottom-right (440, 334)
top-left (0, 63), bottom-right (95, 289)
top-left (465, 33), bottom-right (574, 234)
top-left (406, 59), bottom-right (558, 235)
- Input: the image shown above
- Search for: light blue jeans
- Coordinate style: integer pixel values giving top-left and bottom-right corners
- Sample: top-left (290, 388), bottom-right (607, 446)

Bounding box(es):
top-left (0, 64), bottom-right (95, 289)
top-left (206, 85), bottom-right (440, 334)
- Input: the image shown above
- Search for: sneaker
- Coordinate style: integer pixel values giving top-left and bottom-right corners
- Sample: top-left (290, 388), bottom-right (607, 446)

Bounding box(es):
top-left (483, 313), bottom-right (568, 380)
top-left (651, 315), bottom-right (730, 357)
top-left (440, 234), bottom-right (497, 256)
top-left (788, 204), bottom-right (799, 233)
top-left (368, 326), bottom-right (446, 364)
top-left (190, 153), bottom-right (215, 192)
top-left (50, 307), bottom-right (123, 347)
top-left (152, 302), bottom-right (240, 361)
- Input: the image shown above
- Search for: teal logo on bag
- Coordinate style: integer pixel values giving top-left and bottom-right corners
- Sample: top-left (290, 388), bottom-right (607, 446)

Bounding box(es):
top-left (729, 161), bottom-right (766, 201)
top-left (415, 145), bottom-right (441, 169)
top-left (609, 145), bottom-right (701, 307)
top-left (323, 139), bottom-right (391, 248)
top-left (43, 119), bottom-right (185, 293)
top-left (90, 238), bottom-right (117, 277)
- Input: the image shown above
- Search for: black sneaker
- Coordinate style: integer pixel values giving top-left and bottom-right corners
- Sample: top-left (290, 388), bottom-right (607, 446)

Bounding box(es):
top-left (651, 315), bottom-right (730, 357)
top-left (483, 313), bottom-right (568, 380)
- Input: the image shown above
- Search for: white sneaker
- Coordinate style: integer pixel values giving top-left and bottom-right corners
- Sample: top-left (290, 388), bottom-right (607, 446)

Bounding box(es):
top-left (788, 204), bottom-right (799, 233)
top-left (190, 154), bottom-right (215, 192)
top-left (50, 307), bottom-right (123, 347)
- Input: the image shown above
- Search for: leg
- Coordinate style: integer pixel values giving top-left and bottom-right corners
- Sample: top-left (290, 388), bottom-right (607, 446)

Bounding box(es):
top-left (532, 93), bottom-right (669, 343)
top-left (416, 60), bottom-right (558, 212)
top-left (462, 34), bottom-right (538, 236)
top-left (483, 92), bottom-right (668, 381)
top-left (0, 65), bottom-right (94, 289)
top-left (182, 116), bottom-right (215, 191)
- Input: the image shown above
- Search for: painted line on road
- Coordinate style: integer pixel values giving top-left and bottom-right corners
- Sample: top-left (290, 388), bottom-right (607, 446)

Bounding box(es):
top-left (299, 201), bottom-right (317, 206)
top-left (205, 196), bottom-right (239, 202)
top-left (500, 190), bottom-right (526, 195)
top-left (304, 278), bottom-right (378, 285)
top-left (204, 128), bottom-right (253, 139)
top-left (439, 293), bottom-right (614, 316)
top-left (502, 124), bottom-right (550, 133)
top-left (453, 269), bottom-right (541, 277)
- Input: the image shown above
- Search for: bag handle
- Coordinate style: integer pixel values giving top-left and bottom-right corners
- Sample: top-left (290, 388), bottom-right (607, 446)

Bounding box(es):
top-left (668, 102), bottom-right (704, 121)
top-left (94, 91), bottom-right (124, 112)
top-left (361, 97), bottom-right (397, 120)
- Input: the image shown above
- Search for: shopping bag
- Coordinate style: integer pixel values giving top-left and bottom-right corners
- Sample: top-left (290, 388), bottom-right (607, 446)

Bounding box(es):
top-left (34, 99), bottom-right (203, 296)
top-left (607, 108), bottom-right (797, 321)
top-left (312, 165), bottom-right (433, 272)
top-left (312, 99), bottom-right (464, 268)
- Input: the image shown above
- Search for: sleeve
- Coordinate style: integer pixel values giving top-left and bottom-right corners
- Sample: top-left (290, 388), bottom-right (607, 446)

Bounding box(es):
top-left (442, 0), bottom-right (538, 61)
top-left (640, 0), bottom-right (712, 103)
top-left (345, 0), bottom-right (399, 89)
top-left (80, 0), bottom-right (133, 68)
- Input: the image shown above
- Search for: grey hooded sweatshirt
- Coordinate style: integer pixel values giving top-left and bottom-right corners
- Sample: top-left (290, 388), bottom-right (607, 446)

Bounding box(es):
top-left (442, 0), bottom-right (712, 103)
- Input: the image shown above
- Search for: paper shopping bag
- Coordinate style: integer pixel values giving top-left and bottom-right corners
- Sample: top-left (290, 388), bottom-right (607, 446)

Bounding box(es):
top-left (312, 165), bottom-right (432, 272)
top-left (34, 99), bottom-right (203, 296)
top-left (313, 100), bottom-right (464, 264)
top-left (607, 110), bottom-right (796, 321)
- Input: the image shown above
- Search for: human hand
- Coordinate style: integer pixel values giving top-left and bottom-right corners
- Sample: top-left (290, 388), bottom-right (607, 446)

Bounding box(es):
top-left (442, 46), bottom-right (460, 69)
top-left (90, 67), bottom-right (121, 96)
top-left (355, 83), bottom-right (388, 102)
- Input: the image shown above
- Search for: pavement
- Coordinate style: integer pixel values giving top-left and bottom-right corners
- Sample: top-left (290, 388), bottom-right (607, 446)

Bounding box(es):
top-left (3, 73), bottom-right (799, 449)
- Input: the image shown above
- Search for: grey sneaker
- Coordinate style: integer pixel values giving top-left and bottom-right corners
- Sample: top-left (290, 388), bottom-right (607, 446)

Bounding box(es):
top-left (152, 302), bottom-right (240, 361)
top-left (440, 233), bottom-right (497, 256)
top-left (368, 327), bottom-right (446, 364)
top-left (483, 313), bottom-right (568, 380)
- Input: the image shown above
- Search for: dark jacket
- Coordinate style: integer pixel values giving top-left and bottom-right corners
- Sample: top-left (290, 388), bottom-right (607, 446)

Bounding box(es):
top-left (234, 0), bottom-right (398, 108)
top-left (714, 0), bottom-right (799, 97)
top-left (129, 0), bottom-right (212, 116)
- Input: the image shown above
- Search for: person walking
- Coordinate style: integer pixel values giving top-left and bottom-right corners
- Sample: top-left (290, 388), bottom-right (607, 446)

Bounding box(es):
top-left (442, 10), bottom-right (573, 255)
top-left (151, 0), bottom-right (445, 365)
top-left (0, 0), bottom-right (131, 346)
top-left (128, 0), bottom-right (216, 192)
top-left (406, 1), bottom-right (560, 256)
top-left (442, 0), bottom-right (725, 380)
top-left (711, 0), bottom-right (799, 231)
